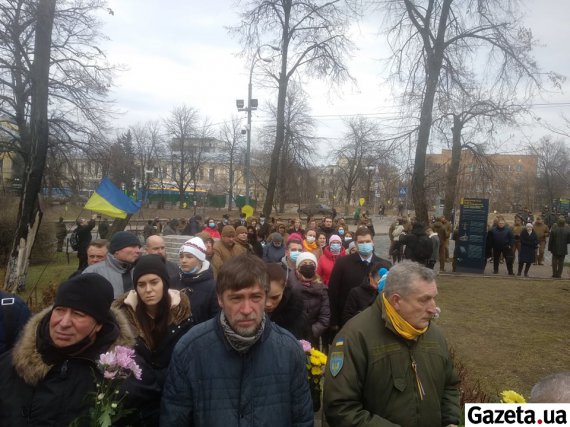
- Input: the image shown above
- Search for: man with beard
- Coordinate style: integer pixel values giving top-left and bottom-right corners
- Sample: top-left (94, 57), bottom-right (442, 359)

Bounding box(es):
top-left (83, 231), bottom-right (142, 297)
top-left (161, 254), bottom-right (313, 426)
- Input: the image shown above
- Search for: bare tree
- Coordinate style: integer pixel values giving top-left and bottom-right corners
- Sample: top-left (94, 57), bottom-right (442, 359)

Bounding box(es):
top-left (232, 0), bottom-right (353, 217)
top-left (434, 90), bottom-right (524, 218)
top-left (335, 116), bottom-right (384, 215)
top-left (130, 120), bottom-right (164, 202)
top-left (261, 81), bottom-right (317, 212)
top-left (4, 0), bottom-right (56, 292)
top-left (219, 116), bottom-right (245, 211)
top-left (379, 0), bottom-right (562, 224)
top-left (527, 136), bottom-right (569, 208)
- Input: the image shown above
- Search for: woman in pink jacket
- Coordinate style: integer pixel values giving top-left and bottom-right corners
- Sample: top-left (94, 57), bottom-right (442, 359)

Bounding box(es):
top-left (317, 234), bottom-right (346, 286)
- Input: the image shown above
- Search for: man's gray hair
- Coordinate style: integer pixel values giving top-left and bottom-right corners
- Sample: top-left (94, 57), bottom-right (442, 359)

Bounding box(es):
top-left (530, 372), bottom-right (570, 403)
top-left (383, 261), bottom-right (436, 297)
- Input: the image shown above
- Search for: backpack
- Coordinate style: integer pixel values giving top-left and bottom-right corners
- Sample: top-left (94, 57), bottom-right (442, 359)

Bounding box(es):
top-left (413, 235), bottom-right (433, 262)
top-left (70, 228), bottom-right (80, 251)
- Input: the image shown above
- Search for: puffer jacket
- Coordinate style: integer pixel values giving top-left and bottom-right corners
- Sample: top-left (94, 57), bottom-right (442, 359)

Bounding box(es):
top-left (323, 298), bottom-right (461, 427)
top-left (112, 289), bottom-right (194, 386)
top-left (290, 273), bottom-right (330, 344)
top-left (317, 246), bottom-right (346, 286)
top-left (160, 316), bottom-right (314, 426)
top-left (0, 307), bottom-right (159, 427)
top-left (171, 261), bottom-right (219, 325)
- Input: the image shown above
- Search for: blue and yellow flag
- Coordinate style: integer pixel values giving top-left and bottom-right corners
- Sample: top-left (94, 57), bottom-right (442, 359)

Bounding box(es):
top-left (84, 177), bottom-right (141, 219)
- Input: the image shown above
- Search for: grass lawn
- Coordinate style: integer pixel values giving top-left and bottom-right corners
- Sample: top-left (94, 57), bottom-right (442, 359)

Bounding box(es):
top-left (3, 257), bottom-right (569, 403)
top-left (436, 274), bottom-right (570, 401)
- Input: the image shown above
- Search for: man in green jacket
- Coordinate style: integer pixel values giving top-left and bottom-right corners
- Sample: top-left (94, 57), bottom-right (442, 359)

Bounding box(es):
top-left (323, 261), bottom-right (460, 427)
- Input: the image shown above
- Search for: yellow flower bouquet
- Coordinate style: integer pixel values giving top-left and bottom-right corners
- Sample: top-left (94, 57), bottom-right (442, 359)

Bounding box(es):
top-left (300, 340), bottom-right (327, 411)
top-left (500, 390), bottom-right (526, 403)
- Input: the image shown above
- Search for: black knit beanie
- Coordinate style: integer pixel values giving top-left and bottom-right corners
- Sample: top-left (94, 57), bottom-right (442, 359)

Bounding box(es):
top-left (109, 231), bottom-right (141, 254)
top-left (132, 254), bottom-right (170, 289)
top-left (54, 273), bottom-right (114, 323)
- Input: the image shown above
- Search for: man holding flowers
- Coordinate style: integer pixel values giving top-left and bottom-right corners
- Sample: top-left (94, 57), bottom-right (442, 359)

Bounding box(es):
top-left (161, 254), bottom-right (314, 426)
top-left (323, 261), bottom-right (461, 427)
top-left (0, 273), bottom-right (146, 426)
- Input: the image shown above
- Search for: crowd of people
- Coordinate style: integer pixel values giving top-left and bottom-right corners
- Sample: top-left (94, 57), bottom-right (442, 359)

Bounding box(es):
top-left (0, 210), bottom-right (568, 426)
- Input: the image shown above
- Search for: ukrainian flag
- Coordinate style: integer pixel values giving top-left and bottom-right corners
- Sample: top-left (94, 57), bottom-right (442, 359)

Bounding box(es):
top-left (84, 177), bottom-right (142, 219)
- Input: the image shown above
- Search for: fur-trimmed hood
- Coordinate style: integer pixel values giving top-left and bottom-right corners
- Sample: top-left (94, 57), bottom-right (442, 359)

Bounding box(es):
top-left (11, 306), bottom-right (135, 386)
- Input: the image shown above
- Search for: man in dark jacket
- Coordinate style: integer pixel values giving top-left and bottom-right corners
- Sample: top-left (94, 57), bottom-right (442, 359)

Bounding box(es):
top-left (161, 254), bottom-right (313, 426)
top-left (341, 262), bottom-right (383, 325)
top-left (0, 274), bottom-right (140, 426)
top-left (55, 217), bottom-right (67, 252)
top-left (491, 219), bottom-right (515, 275)
top-left (548, 215), bottom-right (570, 278)
top-left (328, 227), bottom-right (391, 331)
top-left (399, 222), bottom-right (432, 265)
top-left (324, 261), bottom-right (461, 427)
top-left (75, 215), bottom-right (96, 270)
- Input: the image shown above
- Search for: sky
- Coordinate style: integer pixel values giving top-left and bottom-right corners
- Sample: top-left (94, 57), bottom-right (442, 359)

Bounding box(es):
top-left (100, 0), bottom-right (570, 161)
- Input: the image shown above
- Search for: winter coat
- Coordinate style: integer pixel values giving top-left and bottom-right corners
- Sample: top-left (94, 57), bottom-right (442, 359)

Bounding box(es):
top-left (491, 225), bottom-right (514, 249)
top-left (0, 292), bottom-right (31, 356)
top-left (323, 298), bottom-right (461, 427)
top-left (328, 252), bottom-right (391, 328)
top-left (76, 219), bottom-right (95, 253)
top-left (171, 261), bottom-right (219, 325)
top-left (289, 273), bottom-right (330, 344)
top-left (428, 233), bottom-right (440, 262)
top-left (0, 307), bottom-right (160, 427)
top-left (161, 224), bottom-right (178, 236)
top-left (55, 221), bottom-right (67, 240)
top-left (112, 289), bottom-right (194, 387)
top-left (212, 241), bottom-right (247, 277)
top-left (268, 286), bottom-right (308, 339)
top-left (160, 316), bottom-right (314, 427)
top-left (399, 223), bottom-right (430, 263)
top-left (83, 253), bottom-right (134, 298)
top-left (262, 243), bottom-right (286, 263)
top-left (317, 246), bottom-right (346, 286)
top-left (203, 226), bottom-right (221, 240)
top-left (183, 218), bottom-right (202, 236)
top-left (341, 278), bottom-right (377, 325)
top-left (548, 222), bottom-right (570, 256)
top-left (519, 229), bottom-right (538, 263)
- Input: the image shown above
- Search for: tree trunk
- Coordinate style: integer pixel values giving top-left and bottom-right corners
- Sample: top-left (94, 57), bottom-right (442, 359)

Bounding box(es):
top-left (409, 0), bottom-right (452, 226)
top-left (443, 115), bottom-right (463, 220)
top-left (4, 0), bottom-right (56, 292)
top-left (107, 215), bottom-right (132, 238)
top-left (228, 158), bottom-right (234, 211)
top-left (278, 138), bottom-right (289, 214)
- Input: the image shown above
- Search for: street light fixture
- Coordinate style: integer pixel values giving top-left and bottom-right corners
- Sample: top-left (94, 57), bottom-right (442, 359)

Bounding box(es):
top-left (236, 47), bottom-right (275, 206)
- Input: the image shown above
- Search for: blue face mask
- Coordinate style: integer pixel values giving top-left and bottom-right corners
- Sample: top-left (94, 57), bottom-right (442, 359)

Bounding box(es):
top-left (358, 242), bottom-right (374, 256)
top-left (208, 222), bottom-right (216, 228)
top-left (338, 229), bottom-right (345, 236)
top-left (289, 250), bottom-right (300, 262)
top-left (330, 243), bottom-right (342, 252)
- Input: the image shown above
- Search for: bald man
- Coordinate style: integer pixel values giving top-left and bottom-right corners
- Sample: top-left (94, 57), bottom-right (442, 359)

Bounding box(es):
top-left (145, 235), bottom-right (180, 287)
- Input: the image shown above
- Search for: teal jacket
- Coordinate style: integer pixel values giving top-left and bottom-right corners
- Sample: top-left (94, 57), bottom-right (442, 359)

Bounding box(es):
top-left (323, 297), bottom-right (460, 427)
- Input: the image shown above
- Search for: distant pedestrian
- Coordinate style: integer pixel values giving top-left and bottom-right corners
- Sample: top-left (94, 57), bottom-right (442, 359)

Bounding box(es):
top-left (55, 217), bottom-right (67, 252)
top-left (75, 215), bottom-right (96, 270)
top-left (518, 223), bottom-right (538, 277)
top-left (548, 215), bottom-right (570, 278)
top-left (98, 218), bottom-right (110, 239)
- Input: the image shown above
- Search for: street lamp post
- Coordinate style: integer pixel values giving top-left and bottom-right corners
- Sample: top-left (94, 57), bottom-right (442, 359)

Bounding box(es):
top-left (236, 48), bottom-right (273, 206)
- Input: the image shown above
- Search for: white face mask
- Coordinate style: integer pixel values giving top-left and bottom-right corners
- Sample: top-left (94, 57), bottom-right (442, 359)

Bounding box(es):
top-left (306, 236), bottom-right (316, 244)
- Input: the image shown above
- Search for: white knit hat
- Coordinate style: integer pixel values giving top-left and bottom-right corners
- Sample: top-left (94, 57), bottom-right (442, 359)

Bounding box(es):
top-left (296, 251), bottom-right (318, 268)
top-left (179, 237), bottom-right (207, 262)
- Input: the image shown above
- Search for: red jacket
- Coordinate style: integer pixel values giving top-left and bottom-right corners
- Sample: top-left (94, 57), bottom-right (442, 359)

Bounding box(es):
top-left (203, 226), bottom-right (221, 240)
top-left (317, 246), bottom-right (346, 286)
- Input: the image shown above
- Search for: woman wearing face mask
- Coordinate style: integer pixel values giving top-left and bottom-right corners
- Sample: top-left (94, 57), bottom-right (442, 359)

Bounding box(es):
top-left (202, 217), bottom-right (221, 240)
top-left (342, 230), bottom-right (354, 249)
top-left (113, 254), bottom-right (194, 424)
top-left (264, 263), bottom-right (307, 339)
top-left (317, 234), bottom-right (346, 286)
top-left (246, 225), bottom-right (263, 257)
top-left (171, 238), bottom-right (219, 325)
top-left (302, 229), bottom-right (321, 258)
top-left (290, 252), bottom-right (330, 347)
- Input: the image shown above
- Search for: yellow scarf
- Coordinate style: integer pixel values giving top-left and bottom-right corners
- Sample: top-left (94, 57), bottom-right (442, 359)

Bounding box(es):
top-left (303, 239), bottom-right (318, 251)
top-left (382, 292), bottom-right (428, 341)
